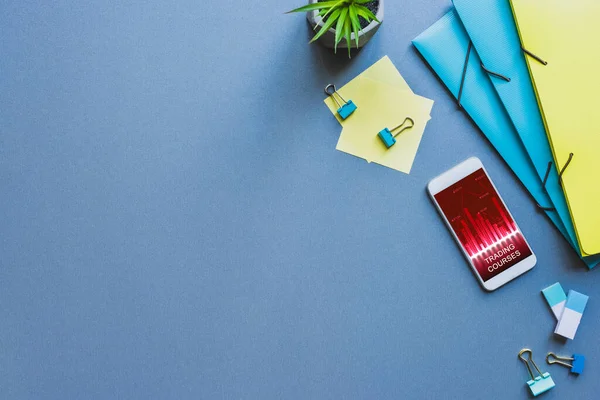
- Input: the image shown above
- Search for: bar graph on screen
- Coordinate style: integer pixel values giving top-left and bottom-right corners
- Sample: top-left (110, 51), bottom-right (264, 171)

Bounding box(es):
top-left (459, 197), bottom-right (517, 257)
top-left (435, 168), bottom-right (532, 281)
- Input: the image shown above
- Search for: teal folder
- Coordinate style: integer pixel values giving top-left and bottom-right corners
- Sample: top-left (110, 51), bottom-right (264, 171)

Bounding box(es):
top-left (451, 0), bottom-right (598, 267)
top-left (412, 9), bottom-right (599, 268)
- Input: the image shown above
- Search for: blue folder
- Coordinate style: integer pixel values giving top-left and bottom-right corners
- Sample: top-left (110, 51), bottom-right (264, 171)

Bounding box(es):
top-left (451, 0), bottom-right (598, 266)
top-left (412, 10), bottom-right (599, 268)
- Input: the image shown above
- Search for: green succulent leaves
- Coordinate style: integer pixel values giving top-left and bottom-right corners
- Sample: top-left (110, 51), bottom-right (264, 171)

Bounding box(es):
top-left (287, 0), bottom-right (379, 57)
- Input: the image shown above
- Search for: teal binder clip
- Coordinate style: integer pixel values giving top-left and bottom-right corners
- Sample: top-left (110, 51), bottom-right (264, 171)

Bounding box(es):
top-left (519, 349), bottom-right (555, 396)
top-left (547, 352), bottom-right (585, 375)
top-left (377, 117), bottom-right (415, 148)
top-left (325, 84), bottom-right (356, 120)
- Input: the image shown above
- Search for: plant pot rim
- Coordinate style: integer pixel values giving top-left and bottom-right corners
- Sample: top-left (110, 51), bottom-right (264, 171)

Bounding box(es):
top-left (308, 0), bottom-right (384, 40)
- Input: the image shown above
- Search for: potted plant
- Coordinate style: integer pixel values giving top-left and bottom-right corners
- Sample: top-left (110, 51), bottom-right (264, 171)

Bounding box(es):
top-left (287, 0), bottom-right (384, 57)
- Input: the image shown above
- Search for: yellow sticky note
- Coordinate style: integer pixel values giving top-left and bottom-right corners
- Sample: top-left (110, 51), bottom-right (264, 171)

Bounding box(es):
top-left (352, 55), bottom-right (412, 92)
top-left (510, 0), bottom-right (600, 256)
top-left (334, 78), bottom-right (434, 174)
top-left (325, 56), bottom-right (413, 125)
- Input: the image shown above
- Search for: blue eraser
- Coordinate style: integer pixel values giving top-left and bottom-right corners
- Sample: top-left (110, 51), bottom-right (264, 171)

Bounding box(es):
top-left (542, 282), bottom-right (567, 319)
top-left (565, 290), bottom-right (589, 314)
top-left (337, 100), bottom-right (357, 120)
top-left (378, 128), bottom-right (396, 148)
top-left (571, 354), bottom-right (585, 375)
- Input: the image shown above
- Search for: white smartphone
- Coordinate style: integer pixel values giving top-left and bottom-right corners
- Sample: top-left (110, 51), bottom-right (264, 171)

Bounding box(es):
top-left (427, 157), bottom-right (536, 291)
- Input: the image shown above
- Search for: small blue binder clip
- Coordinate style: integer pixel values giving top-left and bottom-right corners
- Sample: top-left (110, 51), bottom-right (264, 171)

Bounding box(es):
top-left (377, 117), bottom-right (415, 148)
top-left (547, 352), bottom-right (585, 375)
top-left (325, 84), bottom-right (356, 120)
top-left (519, 349), bottom-right (555, 396)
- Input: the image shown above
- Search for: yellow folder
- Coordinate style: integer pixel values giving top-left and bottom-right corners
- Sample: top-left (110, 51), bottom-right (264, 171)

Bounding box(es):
top-left (510, 0), bottom-right (600, 256)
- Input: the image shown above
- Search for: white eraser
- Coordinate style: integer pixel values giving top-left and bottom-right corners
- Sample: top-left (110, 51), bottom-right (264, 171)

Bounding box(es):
top-left (555, 290), bottom-right (588, 340)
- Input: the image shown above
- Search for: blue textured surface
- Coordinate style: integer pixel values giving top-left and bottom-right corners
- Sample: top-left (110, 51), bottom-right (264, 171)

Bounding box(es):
top-left (1, 0), bottom-right (599, 399)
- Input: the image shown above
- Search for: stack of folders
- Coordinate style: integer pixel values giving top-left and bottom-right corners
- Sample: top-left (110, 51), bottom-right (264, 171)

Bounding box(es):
top-left (412, 1), bottom-right (600, 268)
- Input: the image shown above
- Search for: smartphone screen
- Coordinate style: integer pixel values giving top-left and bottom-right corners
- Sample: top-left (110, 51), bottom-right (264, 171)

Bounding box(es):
top-left (433, 168), bottom-right (533, 282)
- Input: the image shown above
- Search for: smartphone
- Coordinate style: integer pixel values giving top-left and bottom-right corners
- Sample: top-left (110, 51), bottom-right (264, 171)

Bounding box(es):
top-left (427, 157), bottom-right (536, 291)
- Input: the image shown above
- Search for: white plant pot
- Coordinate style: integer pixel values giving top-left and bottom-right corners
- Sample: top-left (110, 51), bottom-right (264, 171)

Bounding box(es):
top-left (306, 0), bottom-right (384, 49)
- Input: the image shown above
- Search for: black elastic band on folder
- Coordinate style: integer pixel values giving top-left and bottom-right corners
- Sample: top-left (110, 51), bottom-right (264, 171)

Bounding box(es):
top-left (536, 161), bottom-right (556, 211)
top-left (480, 63), bottom-right (511, 82)
top-left (457, 41), bottom-right (473, 108)
top-left (558, 153), bottom-right (574, 185)
top-left (521, 47), bottom-right (548, 65)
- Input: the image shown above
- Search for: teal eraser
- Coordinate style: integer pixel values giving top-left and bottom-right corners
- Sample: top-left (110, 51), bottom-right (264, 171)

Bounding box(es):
top-left (542, 282), bottom-right (567, 320)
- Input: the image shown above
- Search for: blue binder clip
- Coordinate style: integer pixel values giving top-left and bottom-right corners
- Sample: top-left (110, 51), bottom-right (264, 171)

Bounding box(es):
top-left (377, 117), bottom-right (415, 148)
top-left (325, 84), bottom-right (356, 120)
top-left (547, 352), bottom-right (585, 375)
top-left (519, 349), bottom-right (555, 396)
